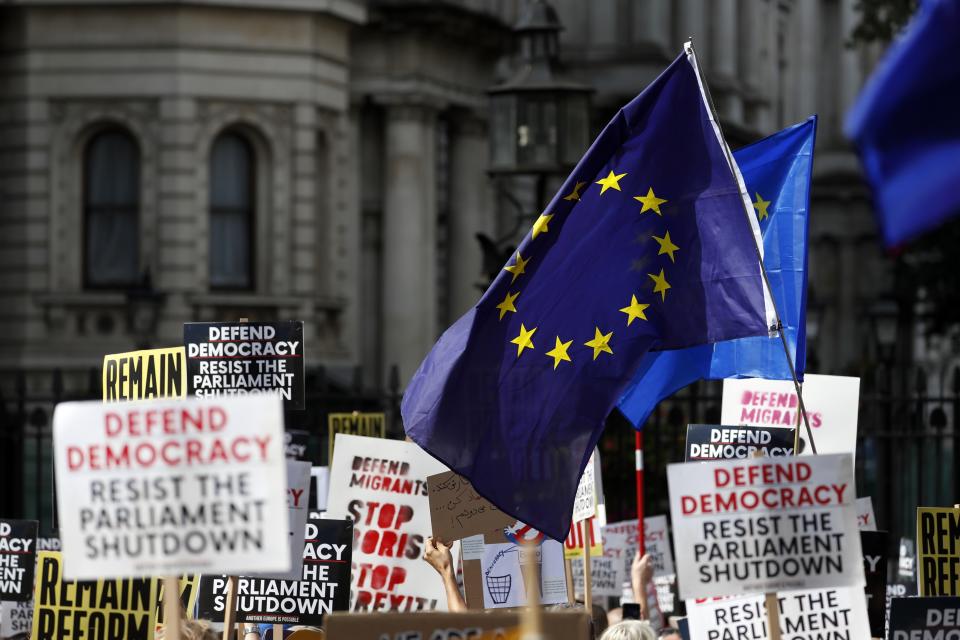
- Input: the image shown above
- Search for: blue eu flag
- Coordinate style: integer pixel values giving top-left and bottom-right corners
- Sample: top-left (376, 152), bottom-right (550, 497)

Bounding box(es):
top-left (402, 51), bottom-right (773, 540)
top-left (845, 0), bottom-right (960, 246)
top-left (617, 117), bottom-right (817, 429)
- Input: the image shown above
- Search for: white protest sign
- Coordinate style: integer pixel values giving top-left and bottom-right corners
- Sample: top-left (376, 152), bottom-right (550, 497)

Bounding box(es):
top-left (686, 586), bottom-right (871, 640)
top-left (856, 497), bottom-right (877, 531)
top-left (604, 516), bottom-right (674, 577)
top-left (571, 529), bottom-right (626, 598)
top-left (572, 449), bottom-right (599, 523)
top-left (256, 460), bottom-right (311, 580)
top-left (480, 539), bottom-right (567, 609)
top-left (668, 453), bottom-right (864, 599)
top-left (1, 599), bottom-right (32, 637)
top-left (721, 374), bottom-right (860, 460)
top-left (53, 395), bottom-right (289, 579)
top-left (325, 434), bottom-right (449, 611)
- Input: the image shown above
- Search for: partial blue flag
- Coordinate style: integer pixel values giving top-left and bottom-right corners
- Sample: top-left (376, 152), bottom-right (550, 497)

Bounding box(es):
top-left (845, 0), bottom-right (960, 246)
top-left (617, 117), bottom-right (817, 429)
top-left (401, 50), bottom-right (774, 540)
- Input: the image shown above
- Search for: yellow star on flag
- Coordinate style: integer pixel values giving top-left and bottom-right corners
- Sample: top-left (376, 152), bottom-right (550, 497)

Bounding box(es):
top-left (503, 251), bottom-right (530, 283)
top-left (619, 295), bottom-right (650, 326)
top-left (595, 170), bottom-right (627, 195)
top-left (545, 336), bottom-right (573, 369)
top-left (510, 323), bottom-right (537, 357)
top-left (496, 291), bottom-right (519, 320)
top-left (648, 269), bottom-right (671, 301)
top-left (634, 187), bottom-right (667, 215)
top-left (652, 231), bottom-right (680, 262)
top-left (584, 327), bottom-right (613, 360)
top-left (752, 192), bottom-right (771, 221)
top-left (531, 213), bottom-right (554, 239)
top-left (563, 181), bottom-right (587, 201)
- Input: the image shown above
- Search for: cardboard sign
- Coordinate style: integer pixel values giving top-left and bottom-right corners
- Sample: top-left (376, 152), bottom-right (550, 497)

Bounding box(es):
top-left (480, 538), bottom-right (567, 608)
top-left (197, 517), bottom-right (352, 626)
top-left (888, 596), bottom-right (960, 639)
top-left (184, 321), bottom-right (305, 409)
top-left (605, 516), bottom-right (675, 577)
top-left (0, 519), bottom-right (37, 601)
top-left (720, 374), bottom-right (860, 460)
top-left (324, 610), bottom-right (592, 640)
top-left (564, 517), bottom-right (603, 559)
top-left (327, 412), bottom-right (385, 464)
top-left (857, 496), bottom-right (877, 531)
top-left (668, 453), bottom-right (863, 599)
top-left (917, 506), bottom-right (960, 596)
top-left (861, 530), bottom-right (888, 638)
top-left (310, 466), bottom-right (329, 511)
top-left (103, 347), bottom-right (187, 401)
top-left (1, 599), bottom-right (32, 637)
top-left (259, 460), bottom-right (312, 581)
top-left (686, 586), bottom-right (871, 640)
top-left (427, 471), bottom-right (514, 542)
top-left (31, 551), bottom-right (158, 640)
top-left (571, 529), bottom-right (626, 598)
top-left (572, 449), bottom-right (600, 523)
top-left (52, 395), bottom-right (289, 579)
top-left (684, 424), bottom-right (795, 461)
top-left (325, 434), bottom-right (448, 611)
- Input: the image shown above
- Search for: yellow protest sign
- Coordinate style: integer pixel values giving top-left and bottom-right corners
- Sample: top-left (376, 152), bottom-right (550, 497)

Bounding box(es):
top-left (31, 551), bottom-right (158, 640)
top-left (917, 506), bottom-right (960, 596)
top-left (102, 347), bottom-right (186, 401)
top-left (327, 412), bottom-right (385, 463)
top-left (564, 517), bottom-right (603, 560)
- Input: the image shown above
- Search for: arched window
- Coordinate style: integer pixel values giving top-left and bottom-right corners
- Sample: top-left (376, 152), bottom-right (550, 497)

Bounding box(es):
top-left (84, 128), bottom-right (140, 287)
top-left (209, 131), bottom-right (255, 290)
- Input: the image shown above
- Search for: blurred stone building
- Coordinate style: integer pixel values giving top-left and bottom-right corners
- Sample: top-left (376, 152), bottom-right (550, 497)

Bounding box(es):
top-left (0, 0), bottom-right (889, 391)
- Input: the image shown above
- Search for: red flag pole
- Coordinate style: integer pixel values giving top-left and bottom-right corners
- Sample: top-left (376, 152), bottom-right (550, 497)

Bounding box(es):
top-left (635, 430), bottom-right (645, 555)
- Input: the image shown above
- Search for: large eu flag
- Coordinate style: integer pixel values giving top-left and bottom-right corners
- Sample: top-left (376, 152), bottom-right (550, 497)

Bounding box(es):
top-left (845, 0), bottom-right (960, 246)
top-left (618, 117), bottom-right (817, 429)
top-left (402, 50), bottom-right (774, 540)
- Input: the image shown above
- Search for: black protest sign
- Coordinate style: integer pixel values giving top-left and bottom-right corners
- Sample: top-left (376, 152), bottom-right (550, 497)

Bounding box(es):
top-left (286, 429), bottom-right (310, 460)
top-left (889, 596), bottom-right (960, 639)
top-left (0, 519), bottom-right (37, 601)
top-left (861, 530), bottom-right (888, 638)
top-left (198, 518), bottom-right (352, 626)
top-left (185, 321), bottom-right (304, 409)
top-left (684, 424), bottom-right (795, 461)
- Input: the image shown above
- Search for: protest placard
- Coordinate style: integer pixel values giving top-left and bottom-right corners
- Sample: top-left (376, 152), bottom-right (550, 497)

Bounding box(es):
top-left (857, 496), bottom-right (877, 531)
top-left (103, 347), bottom-right (187, 401)
top-left (327, 412), bottom-right (385, 464)
top-left (668, 453), bottom-right (863, 599)
top-left (605, 516), bottom-right (675, 577)
top-left (572, 449), bottom-right (600, 523)
top-left (686, 586), bottom-right (872, 640)
top-left (53, 394), bottom-right (289, 579)
top-left (479, 537), bottom-right (568, 608)
top-left (31, 551), bottom-right (158, 640)
top-left (917, 506), bottom-right (960, 596)
top-left (285, 430), bottom-right (310, 461)
top-left (36, 538), bottom-right (60, 552)
top-left (310, 466), bottom-right (329, 512)
top-left (685, 424), bottom-right (795, 461)
top-left (325, 433), bottom-right (448, 611)
top-left (888, 596), bottom-right (960, 639)
top-left (1, 599), bottom-right (31, 637)
top-left (861, 530), bottom-right (888, 638)
top-left (0, 519), bottom-right (37, 601)
top-left (184, 321), bottom-right (304, 409)
top-left (427, 470), bottom-right (515, 542)
top-left (565, 517), bottom-right (603, 559)
top-left (197, 517), bottom-right (352, 626)
top-left (571, 529), bottom-right (626, 598)
top-left (324, 610), bottom-right (592, 640)
top-left (262, 460), bottom-right (311, 581)
top-left (721, 374), bottom-right (860, 460)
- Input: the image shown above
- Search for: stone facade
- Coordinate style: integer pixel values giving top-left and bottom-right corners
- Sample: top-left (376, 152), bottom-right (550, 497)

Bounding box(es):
top-left (0, 0), bottom-right (894, 394)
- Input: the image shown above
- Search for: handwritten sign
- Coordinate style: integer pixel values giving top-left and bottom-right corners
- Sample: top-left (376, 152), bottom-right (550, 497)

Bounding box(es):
top-left (427, 471), bottom-right (514, 542)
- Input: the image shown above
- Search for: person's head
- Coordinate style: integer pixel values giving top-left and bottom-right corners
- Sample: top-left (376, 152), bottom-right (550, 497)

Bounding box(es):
top-left (591, 603), bottom-right (609, 638)
top-left (600, 620), bottom-right (657, 640)
top-left (657, 630), bottom-right (681, 640)
top-left (607, 606), bottom-right (623, 626)
top-left (155, 619), bottom-right (218, 640)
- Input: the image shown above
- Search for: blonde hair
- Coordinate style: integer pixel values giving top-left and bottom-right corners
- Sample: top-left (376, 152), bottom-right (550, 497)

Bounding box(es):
top-left (600, 620), bottom-right (657, 640)
top-left (155, 619), bottom-right (218, 640)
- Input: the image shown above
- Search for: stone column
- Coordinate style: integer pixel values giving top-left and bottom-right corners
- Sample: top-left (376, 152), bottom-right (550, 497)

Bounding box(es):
top-left (448, 112), bottom-right (491, 320)
top-left (381, 101), bottom-right (438, 388)
top-left (710, 0), bottom-right (743, 124)
top-left (674, 0), bottom-right (706, 52)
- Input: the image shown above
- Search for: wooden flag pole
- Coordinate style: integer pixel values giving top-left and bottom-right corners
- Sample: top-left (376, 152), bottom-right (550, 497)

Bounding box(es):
top-left (582, 518), bottom-right (593, 605)
top-left (564, 556), bottom-right (575, 604)
top-left (221, 575), bottom-right (239, 640)
top-left (765, 593), bottom-right (783, 640)
top-left (520, 539), bottom-right (543, 640)
top-left (273, 624), bottom-right (284, 639)
top-left (163, 576), bottom-right (182, 640)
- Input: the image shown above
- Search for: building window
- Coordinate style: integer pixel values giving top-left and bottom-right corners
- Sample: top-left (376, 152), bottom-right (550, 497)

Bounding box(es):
top-left (209, 131), bottom-right (255, 290)
top-left (84, 128), bottom-right (140, 288)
